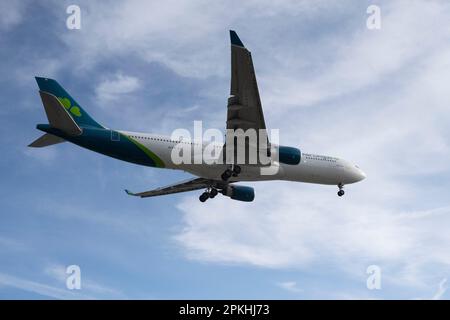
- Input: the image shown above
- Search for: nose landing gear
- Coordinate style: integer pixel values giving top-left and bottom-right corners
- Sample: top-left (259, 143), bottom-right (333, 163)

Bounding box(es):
top-left (337, 183), bottom-right (345, 197)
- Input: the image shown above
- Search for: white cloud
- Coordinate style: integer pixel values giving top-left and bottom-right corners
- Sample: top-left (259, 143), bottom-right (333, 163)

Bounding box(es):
top-left (55, 0), bottom-right (345, 77)
top-left (0, 2), bottom-right (27, 30)
top-left (277, 281), bottom-right (302, 293)
top-left (95, 73), bottom-right (141, 104)
top-left (0, 272), bottom-right (93, 300)
top-left (176, 190), bottom-right (450, 296)
top-left (22, 145), bottom-right (59, 163)
top-left (176, 189), bottom-right (418, 268)
top-left (432, 278), bottom-right (447, 300)
top-left (261, 1), bottom-right (450, 110)
top-left (44, 264), bottom-right (123, 297)
top-left (15, 58), bottom-right (63, 86)
top-left (0, 263), bottom-right (124, 299)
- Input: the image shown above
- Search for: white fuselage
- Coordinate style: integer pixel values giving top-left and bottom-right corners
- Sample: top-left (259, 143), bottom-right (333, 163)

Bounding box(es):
top-left (119, 131), bottom-right (366, 186)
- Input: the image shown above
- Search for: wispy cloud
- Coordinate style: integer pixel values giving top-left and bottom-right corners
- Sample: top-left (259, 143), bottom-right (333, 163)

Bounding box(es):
top-left (0, 2), bottom-right (27, 30)
top-left (22, 145), bottom-right (59, 163)
top-left (277, 281), bottom-right (302, 293)
top-left (44, 264), bottom-right (124, 298)
top-left (95, 73), bottom-right (141, 104)
top-left (0, 272), bottom-right (93, 300)
top-left (432, 278), bottom-right (447, 300)
top-left (0, 262), bottom-right (124, 299)
top-left (54, 0), bottom-right (346, 77)
top-left (261, 1), bottom-right (450, 110)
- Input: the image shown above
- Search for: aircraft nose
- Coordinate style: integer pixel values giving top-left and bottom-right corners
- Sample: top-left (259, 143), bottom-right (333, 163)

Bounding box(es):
top-left (345, 166), bottom-right (366, 183)
top-left (356, 168), bottom-right (366, 181)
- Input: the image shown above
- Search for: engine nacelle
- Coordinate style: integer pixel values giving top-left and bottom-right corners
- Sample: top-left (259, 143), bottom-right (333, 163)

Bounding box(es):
top-left (222, 185), bottom-right (255, 202)
top-left (274, 146), bottom-right (301, 165)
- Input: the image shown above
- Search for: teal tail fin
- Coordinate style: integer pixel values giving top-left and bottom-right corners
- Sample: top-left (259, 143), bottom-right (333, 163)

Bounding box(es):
top-left (35, 77), bottom-right (104, 129)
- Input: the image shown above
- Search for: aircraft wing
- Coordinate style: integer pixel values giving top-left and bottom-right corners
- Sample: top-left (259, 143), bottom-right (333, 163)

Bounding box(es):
top-left (125, 178), bottom-right (226, 198)
top-left (228, 30), bottom-right (267, 133)
top-left (226, 30), bottom-right (270, 165)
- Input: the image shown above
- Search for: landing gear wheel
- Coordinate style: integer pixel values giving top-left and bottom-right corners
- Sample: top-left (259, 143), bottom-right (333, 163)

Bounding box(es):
top-left (221, 169), bottom-right (233, 181)
top-left (231, 165), bottom-right (242, 177)
top-left (199, 192), bottom-right (209, 202)
top-left (337, 183), bottom-right (345, 197)
top-left (209, 188), bottom-right (218, 198)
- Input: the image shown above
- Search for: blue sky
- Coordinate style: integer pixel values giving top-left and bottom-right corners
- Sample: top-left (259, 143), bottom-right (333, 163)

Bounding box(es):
top-left (1, 0), bottom-right (450, 299)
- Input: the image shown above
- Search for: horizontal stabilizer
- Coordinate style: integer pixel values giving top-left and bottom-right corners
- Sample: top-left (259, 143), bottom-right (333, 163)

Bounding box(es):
top-left (39, 91), bottom-right (83, 136)
top-left (28, 133), bottom-right (65, 148)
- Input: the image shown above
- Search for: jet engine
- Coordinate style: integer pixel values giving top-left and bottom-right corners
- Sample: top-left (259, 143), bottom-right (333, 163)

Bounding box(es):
top-left (273, 146), bottom-right (301, 165)
top-left (221, 185), bottom-right (255, 202)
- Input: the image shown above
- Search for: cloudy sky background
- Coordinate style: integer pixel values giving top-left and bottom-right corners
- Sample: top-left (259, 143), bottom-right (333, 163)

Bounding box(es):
top-left (1, 0), bottom-right (450, 299)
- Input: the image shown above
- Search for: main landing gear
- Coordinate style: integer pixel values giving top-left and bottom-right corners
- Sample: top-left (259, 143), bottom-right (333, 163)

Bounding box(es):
top-left (199, 187), bottom-right (219, 202)
top-left (337, 183), bottom-right (345, 197)
top-left (221, 165), bottom-right (241, 181)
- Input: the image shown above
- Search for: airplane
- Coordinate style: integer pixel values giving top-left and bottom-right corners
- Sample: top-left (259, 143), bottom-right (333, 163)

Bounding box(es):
top-left (29, 30), bottom-right (365, 203)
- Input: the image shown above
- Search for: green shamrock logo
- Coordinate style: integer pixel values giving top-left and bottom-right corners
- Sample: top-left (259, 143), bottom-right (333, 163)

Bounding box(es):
top-left (58, 97), bottom-right (82, 117)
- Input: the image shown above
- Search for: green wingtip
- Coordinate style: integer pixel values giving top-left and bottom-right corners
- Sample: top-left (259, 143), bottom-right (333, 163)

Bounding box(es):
top-left (125, 189), bottom-right (136, 196)
top-left (230, 30), bottom-right (245, 47)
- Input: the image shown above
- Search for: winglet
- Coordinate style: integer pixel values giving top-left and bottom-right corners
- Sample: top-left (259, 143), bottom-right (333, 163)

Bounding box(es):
top-left (230, 30), bottom-right (244, 47)
top-left (125, 189), bottom-right (137, 196)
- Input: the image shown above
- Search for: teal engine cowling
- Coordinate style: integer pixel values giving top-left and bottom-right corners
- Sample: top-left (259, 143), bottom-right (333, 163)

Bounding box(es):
top-left (278, 146), bottom-right (301, 165)
top-left (222, 185), bottom-right (255, 202)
